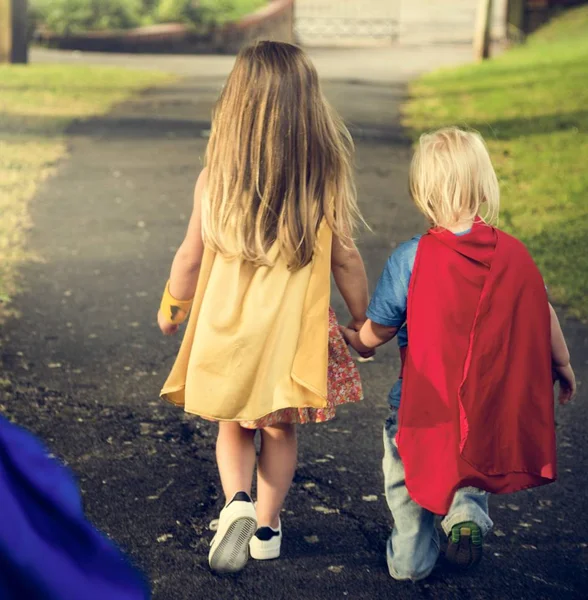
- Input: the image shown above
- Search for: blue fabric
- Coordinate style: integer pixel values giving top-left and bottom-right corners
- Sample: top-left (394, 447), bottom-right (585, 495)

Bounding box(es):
top-left (367, 230), bottom-right (471, 408)
top-left (366, 236), bottom-right (420, 408)
top-left (366, 236), bottom-right (421, 343)
top-left (0, 416), bottom-right (149, 600)
top-left (388, 379), bottom-right (403, 409)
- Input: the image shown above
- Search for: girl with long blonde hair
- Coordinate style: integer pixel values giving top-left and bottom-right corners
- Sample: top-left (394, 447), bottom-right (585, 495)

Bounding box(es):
top-left (157, 41), bottom-right (370, 573)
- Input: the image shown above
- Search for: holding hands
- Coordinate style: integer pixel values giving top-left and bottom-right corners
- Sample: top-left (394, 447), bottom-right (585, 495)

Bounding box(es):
top-left (341, 318), bottom-right (399, 359)
top-left (342, 319), bottom-right (376, 360)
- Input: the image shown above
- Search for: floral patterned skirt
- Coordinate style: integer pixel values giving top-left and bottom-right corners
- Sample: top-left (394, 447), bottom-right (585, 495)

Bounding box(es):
top-left (239, 307), bottom-right (363, 429)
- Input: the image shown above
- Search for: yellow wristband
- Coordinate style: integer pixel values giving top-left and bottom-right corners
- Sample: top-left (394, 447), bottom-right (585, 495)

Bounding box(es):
top-left (159, 281), bottom-right (193, 325)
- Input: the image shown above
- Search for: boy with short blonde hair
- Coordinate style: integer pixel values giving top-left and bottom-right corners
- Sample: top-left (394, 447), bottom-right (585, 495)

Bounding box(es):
top-left (343, 127), bottom-right (575, 580)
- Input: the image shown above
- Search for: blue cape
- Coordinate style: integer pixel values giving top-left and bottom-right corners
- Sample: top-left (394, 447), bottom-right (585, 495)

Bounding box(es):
top-left (0, 416), bottom-right (149, 600)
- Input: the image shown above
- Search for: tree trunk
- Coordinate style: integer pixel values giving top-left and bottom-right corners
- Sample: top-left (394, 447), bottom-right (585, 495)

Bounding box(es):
top-left (474, 0), bottom-right (493, 61)
top-left (506, 0), bottom-right (526, 44)
top-left (0, 0), bottom-right (11, 63)
top-left (11, 0), bottom-right (28, 63)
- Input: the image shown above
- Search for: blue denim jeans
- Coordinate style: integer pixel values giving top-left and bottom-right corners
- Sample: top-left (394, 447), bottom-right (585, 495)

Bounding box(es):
top-left (383, 409), bottom-right (493, 581)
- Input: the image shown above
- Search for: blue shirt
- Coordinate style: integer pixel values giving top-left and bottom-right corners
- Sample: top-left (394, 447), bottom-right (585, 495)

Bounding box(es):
top-left (366, 236), bottom-right (422, 350)
top-left (367, 230), bottom-right (471, 408)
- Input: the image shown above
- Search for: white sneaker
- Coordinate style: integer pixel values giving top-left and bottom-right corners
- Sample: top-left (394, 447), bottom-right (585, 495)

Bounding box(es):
top-left (208, 492), bottom-right (257, 573)
top-left (249, 521), bottom-right (282, 560)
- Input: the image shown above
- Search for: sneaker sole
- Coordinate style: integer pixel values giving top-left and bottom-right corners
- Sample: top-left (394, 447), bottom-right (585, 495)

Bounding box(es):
top-left (209, 516), bottom-right (257, 573)
top-left (445, 527), bottom-right (483, 570)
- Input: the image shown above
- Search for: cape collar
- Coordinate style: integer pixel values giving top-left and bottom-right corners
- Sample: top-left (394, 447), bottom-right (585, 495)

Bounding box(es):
top-left (428, 219), bottom-right (497, 268)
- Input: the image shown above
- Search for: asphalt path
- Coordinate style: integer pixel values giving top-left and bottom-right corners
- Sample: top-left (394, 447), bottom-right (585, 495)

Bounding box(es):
top-left (1, 45), bottom-right (587, 599)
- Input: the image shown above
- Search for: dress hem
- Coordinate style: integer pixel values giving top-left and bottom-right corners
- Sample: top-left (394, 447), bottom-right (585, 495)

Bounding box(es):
top-left (160, 389), bottom-right (331, 423)
top-left (160, 389), bottom-right (361, 427)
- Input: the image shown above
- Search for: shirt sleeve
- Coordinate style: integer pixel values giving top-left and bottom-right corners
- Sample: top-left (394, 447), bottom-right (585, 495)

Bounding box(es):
top-left (366, 237), bottom-right (419, 328)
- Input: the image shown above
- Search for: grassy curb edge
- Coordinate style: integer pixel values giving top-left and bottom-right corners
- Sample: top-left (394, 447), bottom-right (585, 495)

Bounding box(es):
top-left (0, 64), bottom-right (175, 323)
top-left (402, 6), bottom-right (588, 321)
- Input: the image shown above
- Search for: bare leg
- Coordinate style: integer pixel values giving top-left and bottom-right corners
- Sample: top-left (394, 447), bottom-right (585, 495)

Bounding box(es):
top-left (216, 422), bottom-right (257, 501)
top-left (256, 423), bottom-right (297, 528)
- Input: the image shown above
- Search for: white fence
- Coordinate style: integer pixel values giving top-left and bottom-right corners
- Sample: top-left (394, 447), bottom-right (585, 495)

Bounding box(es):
top-left (294, 0), bottom-right (507, 46)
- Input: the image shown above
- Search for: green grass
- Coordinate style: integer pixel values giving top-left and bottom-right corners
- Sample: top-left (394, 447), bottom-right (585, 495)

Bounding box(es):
top-left (403, 5), bottom-right (588, 320)
top-left (200, 0), bottom-right (268, 23)
top-left (0, 64), bottom-right (173, 321)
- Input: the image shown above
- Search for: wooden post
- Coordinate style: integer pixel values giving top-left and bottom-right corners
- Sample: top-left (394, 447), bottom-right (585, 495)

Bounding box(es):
top-left (474, 0), bottom-right (493, 61)
top-left (11, 0), bottom-right (28, 63)
top-left (0, 0), bottom-right (11, 63)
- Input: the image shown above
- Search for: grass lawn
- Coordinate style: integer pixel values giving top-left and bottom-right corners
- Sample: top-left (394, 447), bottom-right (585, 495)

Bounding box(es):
top-left (0, 64), bottom-right (173, 321)
top-left (403, 5), bottom-right (588, 320)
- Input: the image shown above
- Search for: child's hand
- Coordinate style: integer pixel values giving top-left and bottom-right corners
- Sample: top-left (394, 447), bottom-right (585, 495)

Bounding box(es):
top-left (553, 363), bottom-right (577, 404)
top-left (157, 310), bottom-right (180, 336)
top-left (347, 318), bottom-right (367, 333)
top-left (340, 326), bottom-right (375, 359)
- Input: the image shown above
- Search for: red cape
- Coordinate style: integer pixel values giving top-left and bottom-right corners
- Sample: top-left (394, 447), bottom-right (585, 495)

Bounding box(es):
top-left (397, 221), bottom-right (556, 515)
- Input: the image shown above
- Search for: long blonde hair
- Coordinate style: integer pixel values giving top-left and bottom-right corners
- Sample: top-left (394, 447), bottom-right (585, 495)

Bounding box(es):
top-left (203, 41), bottom-right (360, 271)
top-left (409, 127), bottom-right (500, 228)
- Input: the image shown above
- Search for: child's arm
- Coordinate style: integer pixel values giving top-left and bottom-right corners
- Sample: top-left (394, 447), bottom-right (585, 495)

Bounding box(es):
top-left (331, 234), bottom-right (370, 331)
top-left (549, 303), bottom-right (576, 404)
top-left (339, 238), bottom-right (415, 355)
top-left (157, 168), bottom-right (207, 335)
top-left (341, 319), bottom-right (398, 354)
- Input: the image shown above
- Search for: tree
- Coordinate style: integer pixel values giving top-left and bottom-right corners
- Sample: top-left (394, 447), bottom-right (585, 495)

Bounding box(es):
top-left (11, 0), bottom-right (27, 63)
top-left (474, 0), bottom-right (493, 60)
top-left (0, 0), bottom-right (28, 64)
top-left (506, 0), bottom-right (526, 44)
top-left (0, 0), bottom-right (11, 63)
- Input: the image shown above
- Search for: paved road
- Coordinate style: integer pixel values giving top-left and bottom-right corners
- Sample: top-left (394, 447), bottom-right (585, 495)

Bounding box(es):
top-left (2, 45), bottom-right (587, 599)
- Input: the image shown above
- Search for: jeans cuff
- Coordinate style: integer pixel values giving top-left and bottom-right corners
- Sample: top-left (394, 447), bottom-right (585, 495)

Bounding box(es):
top-left (386, 538), bottom-right (439, 582)
top-left (388, 564), bottom-right (435, 583)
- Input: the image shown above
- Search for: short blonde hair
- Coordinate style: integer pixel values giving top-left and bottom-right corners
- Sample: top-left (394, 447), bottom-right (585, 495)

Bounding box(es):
top-left (409, 127), bottom-right (499, 228)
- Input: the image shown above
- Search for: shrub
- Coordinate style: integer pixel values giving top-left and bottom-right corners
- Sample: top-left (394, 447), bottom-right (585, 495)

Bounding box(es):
top-left (154, 0), bottom-right (203, 25)
top-left (199, 1), bottom-right (267, 25)
top-left (30, 0), bottom-right (267, 33)
top-left (30, 0), bottom-right (144, 34)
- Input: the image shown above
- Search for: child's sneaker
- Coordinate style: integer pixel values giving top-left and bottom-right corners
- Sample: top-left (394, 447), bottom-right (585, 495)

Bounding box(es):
top-left (444, 521), bottom-right (483, 570)
top-left (249, 520), bottom-right (282, 560)
top-left (208, 492), bottom-right (257, 573)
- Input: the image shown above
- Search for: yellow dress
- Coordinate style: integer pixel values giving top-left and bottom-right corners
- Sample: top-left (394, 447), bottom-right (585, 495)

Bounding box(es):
top-left (160, 220), bottom-right (333, 422)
